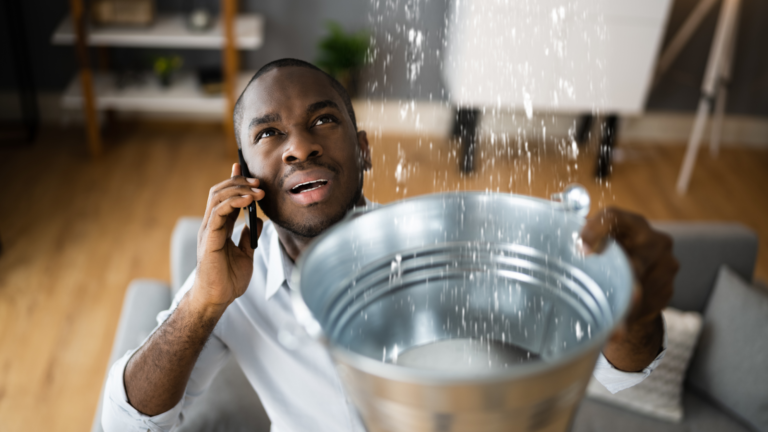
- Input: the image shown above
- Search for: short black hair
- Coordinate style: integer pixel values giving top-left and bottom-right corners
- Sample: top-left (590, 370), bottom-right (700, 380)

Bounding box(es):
top-left (233, 58), bottom-right (357, 148)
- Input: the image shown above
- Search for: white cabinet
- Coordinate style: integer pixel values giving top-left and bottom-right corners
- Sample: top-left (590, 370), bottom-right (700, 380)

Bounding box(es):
top-left (443, 0), bottom-right (673, 114)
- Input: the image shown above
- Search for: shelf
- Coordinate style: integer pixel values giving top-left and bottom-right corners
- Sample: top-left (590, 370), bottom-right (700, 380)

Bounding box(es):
top-left (61, 71), bottom-right (254, 114)
top-left (51, 13), bottom-right (264, 49)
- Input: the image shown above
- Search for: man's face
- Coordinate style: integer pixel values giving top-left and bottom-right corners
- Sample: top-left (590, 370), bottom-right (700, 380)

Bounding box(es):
top-left (238, 67), bottom-right (371, 238)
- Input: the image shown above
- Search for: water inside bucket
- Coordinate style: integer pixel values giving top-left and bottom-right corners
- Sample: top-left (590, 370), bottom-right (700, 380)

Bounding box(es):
top-left (329, 245), bottom-right (605, 371)
top-left (394, 338), bottom-right (541, 371)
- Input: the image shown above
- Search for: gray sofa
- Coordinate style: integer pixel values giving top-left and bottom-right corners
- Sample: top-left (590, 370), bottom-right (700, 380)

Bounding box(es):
top-left (93, 219), bottom-right (762, 432)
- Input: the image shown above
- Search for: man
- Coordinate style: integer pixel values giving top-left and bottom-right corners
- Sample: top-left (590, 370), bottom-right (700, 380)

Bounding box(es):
top-left (103, 58), bottom-right (677, 432)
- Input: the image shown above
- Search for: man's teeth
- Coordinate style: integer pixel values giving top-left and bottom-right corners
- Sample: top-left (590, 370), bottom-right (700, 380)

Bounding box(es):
top-left (293, 180), bottom-right (327, 193)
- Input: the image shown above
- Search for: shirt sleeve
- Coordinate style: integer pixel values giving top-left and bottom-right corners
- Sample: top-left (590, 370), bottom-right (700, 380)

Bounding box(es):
top-left (591, 314), bottom-right (667, 393)
top-left (102, 269), bottom-right (231, 432)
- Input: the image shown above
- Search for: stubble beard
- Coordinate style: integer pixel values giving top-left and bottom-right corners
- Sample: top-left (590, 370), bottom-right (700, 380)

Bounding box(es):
top-left (260, 169), bottom-right (364, 239)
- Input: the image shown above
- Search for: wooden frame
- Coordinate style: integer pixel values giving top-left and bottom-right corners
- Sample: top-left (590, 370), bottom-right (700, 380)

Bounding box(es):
top-left (67, 0), bottom-right (241, 157)
top-left (222, 0), bottom-right (239, 156)
top-left (69, 0), bottom-right (102, 157)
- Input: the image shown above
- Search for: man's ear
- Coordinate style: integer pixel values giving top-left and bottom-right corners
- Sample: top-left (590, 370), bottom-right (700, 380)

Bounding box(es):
top-left (356, 130), bottom-right (372, 171)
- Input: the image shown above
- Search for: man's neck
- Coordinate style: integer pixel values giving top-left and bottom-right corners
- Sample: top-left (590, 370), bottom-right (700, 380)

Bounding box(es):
top-left (275, 194), bottom-right (368, 262)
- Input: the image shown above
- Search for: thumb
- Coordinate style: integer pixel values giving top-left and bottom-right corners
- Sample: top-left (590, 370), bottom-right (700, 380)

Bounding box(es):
top-left (609, 280), bottom-right (642, 342)
top-left (238, 217), bottom-right (263, 255)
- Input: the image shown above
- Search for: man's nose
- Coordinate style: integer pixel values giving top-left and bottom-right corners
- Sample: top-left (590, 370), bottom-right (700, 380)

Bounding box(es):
top-left (282, 134), bottom-right (323, 164)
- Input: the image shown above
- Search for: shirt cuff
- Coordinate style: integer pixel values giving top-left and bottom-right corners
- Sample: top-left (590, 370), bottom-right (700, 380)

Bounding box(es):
top-left (102, 349), bottom-right (186, 432)
top-left (591, 314), bottom-right (668, 394)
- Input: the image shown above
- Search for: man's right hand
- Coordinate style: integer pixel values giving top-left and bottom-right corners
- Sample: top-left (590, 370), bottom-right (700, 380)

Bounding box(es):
top-left (124, 164), bottom-right (264, 416)
top-left (191, 163), bottom-right (264, 314)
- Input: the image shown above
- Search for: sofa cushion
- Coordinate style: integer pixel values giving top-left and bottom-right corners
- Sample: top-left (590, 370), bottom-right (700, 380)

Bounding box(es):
top-left (687, 266), bottom-right (768, 432)
top-left (572, 388), bottom-right (754, 432)
top-left (92, 280), bottom-right (173, 432)
top-left (177, 355), bottom-right (271, 432)
top-left (171, 217), bottom-right (203, 295)
top-left (585, 308), bottom-right (703, 422)
top-left (652, 223), bottom-right (758, 313)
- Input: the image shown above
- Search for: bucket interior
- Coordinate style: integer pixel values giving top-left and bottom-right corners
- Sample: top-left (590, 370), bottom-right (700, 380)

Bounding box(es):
top-left (296, 193), bottom-right (632, 372)
top-left (325, 242), bottom-right (611, 369)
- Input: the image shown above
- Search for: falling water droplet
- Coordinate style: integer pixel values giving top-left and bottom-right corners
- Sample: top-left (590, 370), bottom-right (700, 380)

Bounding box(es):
top-left (575, 321), bottom-right (584, 341)
top-left (523, 89), bottom-right (533, 119)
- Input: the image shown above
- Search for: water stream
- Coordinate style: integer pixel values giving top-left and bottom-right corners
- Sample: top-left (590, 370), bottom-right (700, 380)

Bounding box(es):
top-left (343, 0), bottom-right (618, 371)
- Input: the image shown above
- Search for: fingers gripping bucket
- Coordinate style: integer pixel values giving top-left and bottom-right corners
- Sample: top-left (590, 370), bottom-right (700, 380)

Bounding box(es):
top-left (292, 189), bottom-right (633, 432)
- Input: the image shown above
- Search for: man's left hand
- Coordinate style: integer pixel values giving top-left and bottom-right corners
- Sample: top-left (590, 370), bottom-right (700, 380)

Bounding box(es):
top-left (580, 207), bottom-right (679, 372)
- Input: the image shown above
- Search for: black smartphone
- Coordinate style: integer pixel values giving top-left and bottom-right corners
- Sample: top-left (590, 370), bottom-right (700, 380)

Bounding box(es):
top-left (237, 149), bottom-right (259, 249)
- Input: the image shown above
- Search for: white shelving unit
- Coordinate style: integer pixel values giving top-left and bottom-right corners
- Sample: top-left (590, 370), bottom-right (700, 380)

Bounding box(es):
top-left (61, 70), bottom-right (254, 114)
top-left (52, 2), bottom-right (263, 156)
top-left (51, 13), bottom-right (264, 49)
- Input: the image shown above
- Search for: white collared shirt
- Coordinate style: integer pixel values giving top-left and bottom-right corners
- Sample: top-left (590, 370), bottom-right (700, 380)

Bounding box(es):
top-left (103, 220), bottom-right (665, 432)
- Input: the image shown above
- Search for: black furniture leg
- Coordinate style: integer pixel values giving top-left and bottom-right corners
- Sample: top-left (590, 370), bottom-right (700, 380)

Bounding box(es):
top-left (451, 107), bottom-right (480, 173)
top-left (595, 115), bottom-right (618, 179)
top-left (574, 114), bottom-right (593, 145)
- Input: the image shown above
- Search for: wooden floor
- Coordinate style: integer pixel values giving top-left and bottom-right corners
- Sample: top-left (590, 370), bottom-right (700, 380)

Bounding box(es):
top-left (0, 122), bottom-right (766, 432)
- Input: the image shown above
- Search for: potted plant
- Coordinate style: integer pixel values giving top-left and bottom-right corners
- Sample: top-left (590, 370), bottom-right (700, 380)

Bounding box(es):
top-left (316, 22), bottom-right (369, 98)
top-left (153, 55), bottom-right (183, 88)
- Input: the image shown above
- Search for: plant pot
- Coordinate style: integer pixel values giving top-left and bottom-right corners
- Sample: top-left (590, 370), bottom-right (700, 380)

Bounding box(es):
top-left (337, 68), bottom-right (361, 99)
top-left (159, 73), bottom-right (172, 88)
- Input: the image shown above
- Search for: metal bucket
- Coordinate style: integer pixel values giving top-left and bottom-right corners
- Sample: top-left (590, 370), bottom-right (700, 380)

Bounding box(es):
top-left (291, 188), bottom-right (633, 432)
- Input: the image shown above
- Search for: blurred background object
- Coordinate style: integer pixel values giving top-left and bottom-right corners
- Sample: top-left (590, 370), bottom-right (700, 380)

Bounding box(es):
top-left (0, 0), bottom-right (38, 144)
top-left (316, 21), bottom-right (369, 98)
top-left (442, 0), bottom-right (673, 175)
top-left (92, 0), bottom-right (155, 27)
top-left (187, 4), bottom-right (214, 32)
top-left (667, 0), bottom-right (741, 194)
top-left (197, 67), bottom-right (223, 94)
top-left (153, 54), bottom-right (183, 87)
top-left (50, 0), bottom-right (264, 156)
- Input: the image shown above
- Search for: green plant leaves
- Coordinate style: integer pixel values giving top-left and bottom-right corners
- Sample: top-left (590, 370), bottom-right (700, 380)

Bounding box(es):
top-left (316, 21), bottom-right (370, 79)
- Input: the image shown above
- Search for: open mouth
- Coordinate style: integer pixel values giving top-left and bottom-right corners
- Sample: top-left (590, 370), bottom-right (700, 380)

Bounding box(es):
top-left (290, 179), bottom-right (328, 194)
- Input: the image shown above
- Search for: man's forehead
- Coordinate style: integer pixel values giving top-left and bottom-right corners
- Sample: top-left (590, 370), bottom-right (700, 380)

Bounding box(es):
top-left (242, 67), bottom-right (340, 114)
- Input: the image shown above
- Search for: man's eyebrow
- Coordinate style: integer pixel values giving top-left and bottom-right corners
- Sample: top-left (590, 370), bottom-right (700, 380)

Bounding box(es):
top-left (306, 100), bottom-right (341, 115)
top-left (248, 113), bottom-right (281, 130)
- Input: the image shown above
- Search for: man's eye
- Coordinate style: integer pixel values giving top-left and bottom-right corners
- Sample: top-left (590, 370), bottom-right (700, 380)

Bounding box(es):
top-left (315, 115), bottom-right (336, 126)
top-left (257, 129), bottom-right (278, 140)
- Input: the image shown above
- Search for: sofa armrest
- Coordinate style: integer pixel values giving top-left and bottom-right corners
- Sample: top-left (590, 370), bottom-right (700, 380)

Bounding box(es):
top-left (171, 217), bottom-right (203, 296)
top-left (652, 222), bottom-right (758, 313)
top-left (91, 279), bottom-right (173, 432)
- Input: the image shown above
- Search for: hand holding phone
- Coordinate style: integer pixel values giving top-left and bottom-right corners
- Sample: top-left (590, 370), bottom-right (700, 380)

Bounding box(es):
top-left (188, 153), bottom-right (262, 314)
top-left (238, 149), bottom-right (259, 249)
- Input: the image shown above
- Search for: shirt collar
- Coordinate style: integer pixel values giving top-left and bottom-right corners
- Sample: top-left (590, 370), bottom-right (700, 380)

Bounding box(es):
top-left (264, 196), bottom-right (377, 301)
top-left (265, 230), bottom-right (287, 300)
